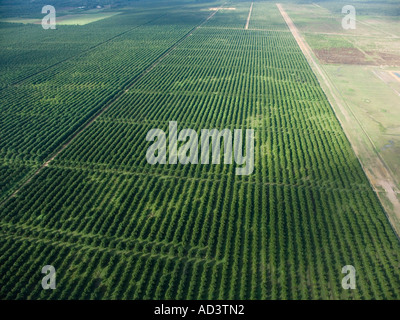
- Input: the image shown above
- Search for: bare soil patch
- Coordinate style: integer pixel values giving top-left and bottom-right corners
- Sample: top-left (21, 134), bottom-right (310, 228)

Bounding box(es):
top-left (314, 47), bottom-right (374, 65)
top-left (313, 48), bottom-right (400, 66)
top-left (375, 52), bottom-right (400, 66)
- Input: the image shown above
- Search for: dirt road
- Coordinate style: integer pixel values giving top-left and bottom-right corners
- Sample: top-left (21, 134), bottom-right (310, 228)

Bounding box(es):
top-left (277, 3), bottom-right (400, 236)
top-left (245, 3), bottom-right (253, 30)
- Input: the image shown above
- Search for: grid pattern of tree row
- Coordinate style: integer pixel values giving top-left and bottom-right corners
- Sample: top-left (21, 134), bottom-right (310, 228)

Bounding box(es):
top-left (0, 5), bottom-right (211, 199)
top-left (0, 2), bottom-right (399, 300)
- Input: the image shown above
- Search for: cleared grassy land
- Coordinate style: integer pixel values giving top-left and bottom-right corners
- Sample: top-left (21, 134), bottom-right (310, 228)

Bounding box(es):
top-left (0, 2), bottom-right (399, 300)
top-left (326, 65), bottom-right (400, 181)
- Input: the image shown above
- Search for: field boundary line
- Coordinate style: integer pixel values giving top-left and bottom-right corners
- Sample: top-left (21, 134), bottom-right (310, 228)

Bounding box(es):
top-left (37, 162), bottom-right (373, 193)
top-left (1, 231), bottom-right (218, 265)
top-left (0, 221), bottom-right (209, 256)
top-left (277, 3), bottom-right (400, 237)
top-left (0, 5), bottom-right (225, 206)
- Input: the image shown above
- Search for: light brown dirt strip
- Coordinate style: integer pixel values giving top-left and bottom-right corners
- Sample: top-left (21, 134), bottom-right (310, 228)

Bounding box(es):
top-left (277, 3), bottom-right (400, 236)
top-left (245, 2), bottom-right (253, 30)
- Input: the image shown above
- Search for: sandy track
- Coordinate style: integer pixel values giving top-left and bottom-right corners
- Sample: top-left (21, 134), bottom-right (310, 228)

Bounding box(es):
top-left (245, 2), bottom-right (253, 30)
top-left (277, 3), bottom-right (400, 236)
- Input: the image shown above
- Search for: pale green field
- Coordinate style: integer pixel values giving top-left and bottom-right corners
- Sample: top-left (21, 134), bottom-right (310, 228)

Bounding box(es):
top-left (284, 3), bottom-right (400, 60)
top-left (325, 64), bottom-right (400, 187)
top-left (0, 12), bottom-right (121, 25)
top-left (0, 18), bottom-right (38, 24)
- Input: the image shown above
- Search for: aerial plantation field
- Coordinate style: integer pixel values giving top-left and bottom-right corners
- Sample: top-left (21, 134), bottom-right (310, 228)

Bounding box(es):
top-left (0, 5), bottom-right (212, 199)
top-left (0, 1), bottom-right (399, 300)
top-left (0, 7), bottom-right (172, 89)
